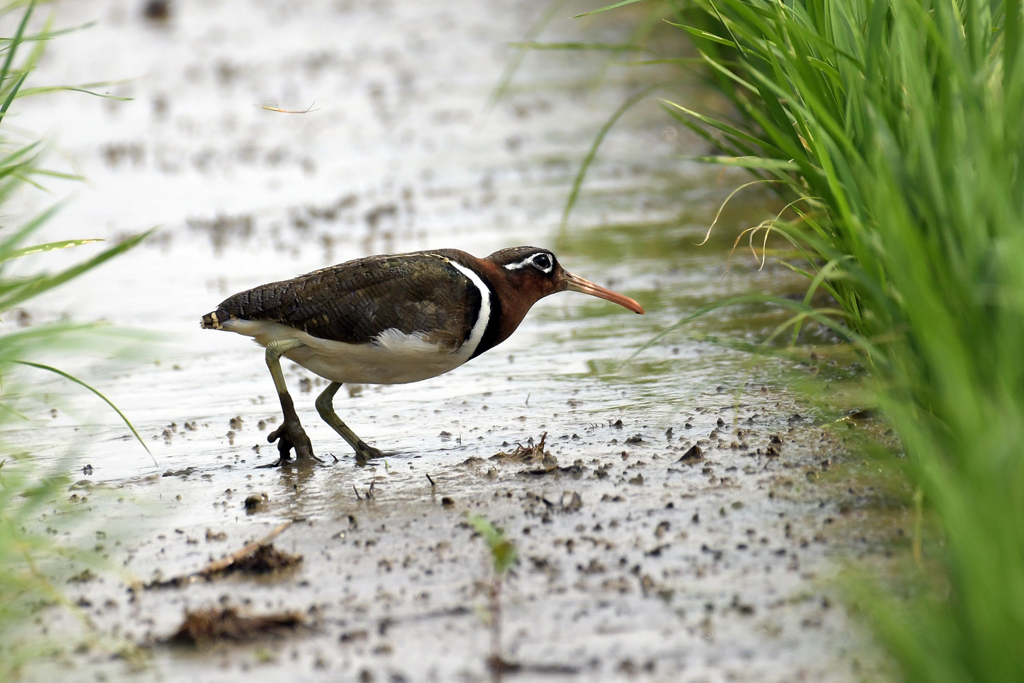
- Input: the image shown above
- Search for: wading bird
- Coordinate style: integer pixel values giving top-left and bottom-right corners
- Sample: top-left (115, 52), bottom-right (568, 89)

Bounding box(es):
top-left (202, 247), bottom-right (643, 466)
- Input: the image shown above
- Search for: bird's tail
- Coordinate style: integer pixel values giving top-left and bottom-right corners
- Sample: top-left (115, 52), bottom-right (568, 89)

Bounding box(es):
top-left (200, 308), bottom-right (233, 330)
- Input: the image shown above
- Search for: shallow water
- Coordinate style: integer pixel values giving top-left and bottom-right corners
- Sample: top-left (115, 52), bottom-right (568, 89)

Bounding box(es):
top-left (5, 1), bottom-right (889, 681)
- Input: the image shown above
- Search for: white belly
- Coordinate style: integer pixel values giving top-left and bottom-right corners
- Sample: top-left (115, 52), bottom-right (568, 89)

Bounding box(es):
top-left (221, 319), bottom-right (469, 385)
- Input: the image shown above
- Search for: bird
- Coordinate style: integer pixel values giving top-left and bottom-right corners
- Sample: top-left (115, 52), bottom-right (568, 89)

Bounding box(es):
top-left (201, 246), bottom-right (644, 466)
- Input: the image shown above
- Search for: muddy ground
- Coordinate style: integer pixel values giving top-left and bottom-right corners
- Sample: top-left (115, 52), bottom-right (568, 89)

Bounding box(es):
top-left (5, 0), bottom-right (904, 681)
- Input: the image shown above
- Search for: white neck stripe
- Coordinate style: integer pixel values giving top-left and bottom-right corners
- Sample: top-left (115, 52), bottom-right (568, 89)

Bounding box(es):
top-left (448, 260), bottom-right (491, 359)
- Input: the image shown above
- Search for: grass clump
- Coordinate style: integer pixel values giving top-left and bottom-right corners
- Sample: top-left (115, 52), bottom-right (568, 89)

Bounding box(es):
top-left (568, 0), bottom-right (1024, 680)
top-left (0, 2), bottom-right (148, 678)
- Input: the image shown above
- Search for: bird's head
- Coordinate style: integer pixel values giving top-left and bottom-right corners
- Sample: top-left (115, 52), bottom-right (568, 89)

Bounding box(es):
top-left (485, 246), bottom-right (644, 315)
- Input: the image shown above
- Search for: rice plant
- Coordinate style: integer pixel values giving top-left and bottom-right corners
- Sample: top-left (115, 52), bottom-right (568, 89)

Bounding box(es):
top-left (568, 0), bottom-right (1024, 680)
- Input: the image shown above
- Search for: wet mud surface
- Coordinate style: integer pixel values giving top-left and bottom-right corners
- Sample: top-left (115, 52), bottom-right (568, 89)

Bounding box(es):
top-left (32, 400), bottom-right (897, 682)
top-left (5, 0), bottom-right (900, 681)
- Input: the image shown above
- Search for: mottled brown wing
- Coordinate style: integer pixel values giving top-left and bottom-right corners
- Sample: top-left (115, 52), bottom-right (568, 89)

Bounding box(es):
top-left (215, 250), bottom-right (480, 347)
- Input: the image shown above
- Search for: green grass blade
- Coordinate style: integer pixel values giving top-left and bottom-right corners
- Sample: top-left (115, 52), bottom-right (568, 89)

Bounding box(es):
top-left (661, 101), bottom-right (753, 158)
top-left (613, 57), bottom-right (708, 66)
top-left (686, 155), bottom-right (800, 170)
top-left (0, 201), bottom-right (63, 259)
top-left (561, 85), bottom-right (660, 230)
top-left (0, 20), bottom-right (98, 44)
top-left (0, 1), bottom-right (33, 91)
top-left (486, 0), bottom-right (571, 111)
top-left (467, 514), bottom-right (518, 575)
top-left (24, 169), bottom-right (84, 181)
top-left (18, 85), bottom-right (132, 101)
top-left (675, 24), bottom-right (741, 48)
top-left (0, 229), bottom-right (151, 310)
top-left (1, 239), bottom-right (103, 261)
top-left (626, 292), bottom-right (878, 364)
top-left (507, 41), bottom-right (644, 51)
top-left (0, 72), bottom-right (27, 125)
top-left (573, 0), bottom-right (649, 18)
top-left (9, 360), bottom-right (154, 465)
top-left (659, 98), bottom-right (783, 158)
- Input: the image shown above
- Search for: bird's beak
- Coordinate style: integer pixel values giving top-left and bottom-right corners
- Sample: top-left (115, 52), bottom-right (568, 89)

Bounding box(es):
top-left (564, 272), bottom-right (645, 314)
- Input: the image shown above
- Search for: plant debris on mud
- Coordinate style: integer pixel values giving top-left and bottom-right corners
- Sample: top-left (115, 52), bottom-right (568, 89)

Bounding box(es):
top-left (168, 607), bottom-right (304, 645)
top-left (146, 522), bottom-right (300, 588)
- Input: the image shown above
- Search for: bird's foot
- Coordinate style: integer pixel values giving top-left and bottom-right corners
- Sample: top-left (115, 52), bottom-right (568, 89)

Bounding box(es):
top-left (265, 419), bottom-right (321, 466)
top-left (353, 440), bottom-right (384, 466)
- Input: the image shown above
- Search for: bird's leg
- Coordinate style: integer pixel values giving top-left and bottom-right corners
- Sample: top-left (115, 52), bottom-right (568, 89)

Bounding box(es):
top-left (315, 381), bottom-right (383, 465)
top-left (263, 339), bottom-right (318, 466)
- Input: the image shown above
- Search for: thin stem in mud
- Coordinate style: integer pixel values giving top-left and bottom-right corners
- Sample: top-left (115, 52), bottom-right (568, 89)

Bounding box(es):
top-left (468, 514), bottom-right (518, 679)
top-left (489, 574), bottom-right (504, 683)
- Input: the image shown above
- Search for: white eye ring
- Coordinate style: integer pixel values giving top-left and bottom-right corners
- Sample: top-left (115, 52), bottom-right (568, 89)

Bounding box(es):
top-left (504, 252), bottom-right (555, 273)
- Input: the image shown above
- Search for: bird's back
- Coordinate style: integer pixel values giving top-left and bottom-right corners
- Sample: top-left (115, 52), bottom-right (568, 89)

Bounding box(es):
top-left (201, 250), bottom-right (484, 350)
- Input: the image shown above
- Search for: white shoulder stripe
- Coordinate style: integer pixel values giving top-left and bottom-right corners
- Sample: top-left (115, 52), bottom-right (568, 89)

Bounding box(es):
top-left (447, 260), bottom-right (491, 359)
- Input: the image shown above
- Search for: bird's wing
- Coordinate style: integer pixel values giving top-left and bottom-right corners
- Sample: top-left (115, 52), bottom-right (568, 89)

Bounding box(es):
top-left (215, 251), bottom-right (481, 348)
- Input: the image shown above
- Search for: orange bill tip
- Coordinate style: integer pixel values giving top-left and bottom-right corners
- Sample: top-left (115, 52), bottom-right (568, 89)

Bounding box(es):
top-left (564, 273), bottom-right (645, 314)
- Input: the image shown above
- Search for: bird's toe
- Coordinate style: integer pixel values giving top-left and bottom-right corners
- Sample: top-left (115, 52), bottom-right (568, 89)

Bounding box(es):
top-left (267, 420), bottom-right (317, 466)
top-left (354, 441), bottom-right (384, 465)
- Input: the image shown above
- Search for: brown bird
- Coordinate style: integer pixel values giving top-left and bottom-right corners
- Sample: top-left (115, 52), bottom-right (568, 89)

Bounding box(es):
top-left (201, 247), bottom-right (644, 466)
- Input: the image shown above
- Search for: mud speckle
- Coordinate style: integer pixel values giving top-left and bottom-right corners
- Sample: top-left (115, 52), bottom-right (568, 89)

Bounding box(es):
top-left (244, 493), bottom-right (268, 511)
top-left (677, 444), bottom-right (704, 463)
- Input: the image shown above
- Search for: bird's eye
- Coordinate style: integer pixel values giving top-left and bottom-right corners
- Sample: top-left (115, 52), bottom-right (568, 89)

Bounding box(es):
top-left (532, 253), bottom-right (552, 271)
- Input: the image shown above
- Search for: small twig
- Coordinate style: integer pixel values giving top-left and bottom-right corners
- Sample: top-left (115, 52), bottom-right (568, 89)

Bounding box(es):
top-left (426, 472), bottom-right (436, 487)
top-left (353, 482), bottom-right (375, 500)
top-left (258, 101), bottom-right (319, 114)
